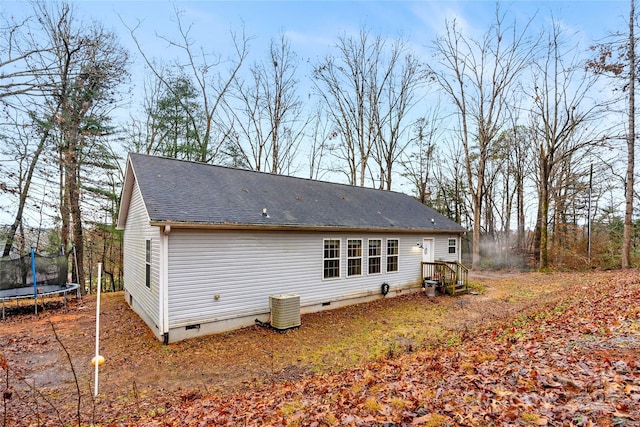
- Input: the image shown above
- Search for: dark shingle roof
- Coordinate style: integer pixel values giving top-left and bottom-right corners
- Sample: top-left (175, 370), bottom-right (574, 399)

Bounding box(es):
top-left (124, 153), bottom-right (465, 233)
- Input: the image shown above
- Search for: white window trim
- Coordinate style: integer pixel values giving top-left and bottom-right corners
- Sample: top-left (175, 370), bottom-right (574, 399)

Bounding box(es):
top-left (347, 239), bottom-right (363, 277)
top-left (386, 238), bottom-right (399, 273)
top-left (448, 238), bottom-right (457, 254)
top-left (145, 239), bottom-right (152, 288)
top-left (322, 238), bottom-right (341, 280)
top-left (367, 239), bottom-right (382, 275)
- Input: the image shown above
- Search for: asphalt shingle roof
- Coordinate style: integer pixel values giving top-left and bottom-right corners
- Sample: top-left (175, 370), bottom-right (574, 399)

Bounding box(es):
top-left (125, 153), bottom-right (465, 233)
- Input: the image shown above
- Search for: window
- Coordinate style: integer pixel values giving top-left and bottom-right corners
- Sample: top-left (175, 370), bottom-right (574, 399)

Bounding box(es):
top-left (145, 239), bottom-right (151, 288)
top-left (368, 239), bottom-right (381, 274)
top-left (448, 238), bottom-right (457, 254)
top-left (323, 239), bottom-right (340, 279)
top-left (347, 239), bottom-right (362, 276)
top-left (386, 239), bottom-right (399, 272)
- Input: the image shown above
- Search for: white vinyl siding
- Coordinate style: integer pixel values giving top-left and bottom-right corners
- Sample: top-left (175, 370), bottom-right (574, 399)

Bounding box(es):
top-left (166, 231), bottom-right (424, 328)
top-left (122, 182), bottom-right (160, 328)
top-left (433, 235), bottom-right (461, 262)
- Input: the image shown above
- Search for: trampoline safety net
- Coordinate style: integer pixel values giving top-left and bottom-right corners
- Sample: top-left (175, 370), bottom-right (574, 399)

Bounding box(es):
top-left (0, 254), bottom-right (69, 291)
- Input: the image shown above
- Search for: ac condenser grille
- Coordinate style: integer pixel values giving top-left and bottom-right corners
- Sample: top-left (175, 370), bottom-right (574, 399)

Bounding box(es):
top-left (269, 294), bottom-right (301, 330)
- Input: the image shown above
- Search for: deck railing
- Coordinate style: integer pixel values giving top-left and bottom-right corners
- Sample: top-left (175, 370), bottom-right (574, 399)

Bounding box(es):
top-left (421, 261), bottom-right (469, 295)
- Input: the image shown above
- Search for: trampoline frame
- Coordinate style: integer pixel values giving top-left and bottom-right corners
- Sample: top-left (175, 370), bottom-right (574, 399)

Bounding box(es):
top-left (0, 283), bottom-right (80, 319)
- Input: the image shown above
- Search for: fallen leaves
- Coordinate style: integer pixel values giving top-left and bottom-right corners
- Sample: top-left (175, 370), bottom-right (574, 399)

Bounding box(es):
top-left (145, 270), bottom-right (640, 426)
top-left (1, 270), bottom-right (639, 426)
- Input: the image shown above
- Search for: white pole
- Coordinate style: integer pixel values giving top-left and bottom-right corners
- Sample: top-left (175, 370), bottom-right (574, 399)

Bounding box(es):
top-left (73, 245), bottom-right (80, 298)
top-left (93, 262), bottom-right (102, 397)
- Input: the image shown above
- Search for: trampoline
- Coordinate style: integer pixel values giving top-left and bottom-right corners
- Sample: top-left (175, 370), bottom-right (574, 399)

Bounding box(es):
top-left (0, 250), bottom-right (80, 319)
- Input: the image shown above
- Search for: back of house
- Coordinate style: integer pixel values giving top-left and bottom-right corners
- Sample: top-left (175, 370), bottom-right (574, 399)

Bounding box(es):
top-left (117, 154), bottom-right (466, 342)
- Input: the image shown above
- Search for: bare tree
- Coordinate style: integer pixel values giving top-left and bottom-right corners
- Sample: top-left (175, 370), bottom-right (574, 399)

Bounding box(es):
top-left (123, 69), bottom-right (169, 156)
top-left (432, 139), bottom-right (470, 227)
top-left (307, 103), bottom-right (333, 180)
top-left (0, 12), bottom-right (55, 101)
top-left (313, 27), bottom-right (422, 188)
top-left (429, 7), bottom-right (537, 269)
top-left (371, 44), bottom-right (426, 190)
top-left (0, 7), bottom-right (60, 256)
top-left (529, 18), bottom-right (606, 269)
top-left (223, 34), bottom-right (306, 174)
top-left (0, 1), bottom-right (130, 292)
top-left (0, 115), bottom-right (54, 256)
top-left (126, 6), bottom-right (249, 164)
top-left (586, 0), bottom-right (637, 268)
top-left (400, 105), bottom-right (443, 204)
top-left (1, 2), bottom-right (128, 281)
top-left (623, 0), bottom-right (636, 268)
top-left (499, 123), bottom-right (535, 256)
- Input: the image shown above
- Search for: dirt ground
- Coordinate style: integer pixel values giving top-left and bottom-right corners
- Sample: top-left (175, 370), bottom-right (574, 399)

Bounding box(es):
top-left (0, 270), bottom-right (624, 425)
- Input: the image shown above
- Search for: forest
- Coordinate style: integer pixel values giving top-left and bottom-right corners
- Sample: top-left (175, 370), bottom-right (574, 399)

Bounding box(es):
top-left (1, 1), bottom-right (638, 294)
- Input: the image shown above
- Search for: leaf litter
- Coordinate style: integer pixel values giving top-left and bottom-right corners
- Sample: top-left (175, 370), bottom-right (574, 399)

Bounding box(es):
top-left (0, 270), bottom-right (639, 426)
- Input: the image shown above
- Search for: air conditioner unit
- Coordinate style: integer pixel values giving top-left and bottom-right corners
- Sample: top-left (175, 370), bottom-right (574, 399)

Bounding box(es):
top-left (269, 294), bottom-right (301, 330)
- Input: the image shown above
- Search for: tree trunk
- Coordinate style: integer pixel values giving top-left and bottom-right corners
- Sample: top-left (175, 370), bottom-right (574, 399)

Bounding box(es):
top-left (66, 126), bottom-right (85, 294)
top-left (517, 172), bottom-right (525, 253)
top-left (622, 0), bottom-right (635, 268)
top-left (539, 161), bottom-right (550, 269)
top-left (60, 145), bottom-right (71, 257)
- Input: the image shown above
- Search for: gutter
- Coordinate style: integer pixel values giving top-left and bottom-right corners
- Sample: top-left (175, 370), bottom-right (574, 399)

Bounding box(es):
top-left (149, 221), bottom-right (466, 235)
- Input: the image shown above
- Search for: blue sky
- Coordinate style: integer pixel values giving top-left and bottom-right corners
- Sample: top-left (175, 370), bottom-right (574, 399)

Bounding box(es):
top-left (3, 1), bottom-right (628, 63)
top-left (66, 1), bottom-right (628, 59)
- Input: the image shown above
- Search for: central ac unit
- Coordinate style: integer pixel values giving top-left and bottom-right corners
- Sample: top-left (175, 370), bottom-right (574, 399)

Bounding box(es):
top-left (269, 294), bottom-right (301, 330)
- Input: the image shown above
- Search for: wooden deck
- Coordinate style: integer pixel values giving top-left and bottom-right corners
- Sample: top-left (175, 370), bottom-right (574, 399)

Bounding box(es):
top-left (421, 261), bottom-right (469, 296)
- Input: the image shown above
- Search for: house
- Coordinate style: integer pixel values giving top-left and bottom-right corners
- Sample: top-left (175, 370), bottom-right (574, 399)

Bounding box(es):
top-left (116, 154), bottom-right (467, 343)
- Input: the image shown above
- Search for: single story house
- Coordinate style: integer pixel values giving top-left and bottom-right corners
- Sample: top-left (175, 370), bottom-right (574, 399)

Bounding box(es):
top-left (117, 153), bottom-right (467, 343)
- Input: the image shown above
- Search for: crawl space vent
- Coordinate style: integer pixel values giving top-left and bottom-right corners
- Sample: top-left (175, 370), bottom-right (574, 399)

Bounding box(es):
top-left (269, 294), bottom-right (301, 330)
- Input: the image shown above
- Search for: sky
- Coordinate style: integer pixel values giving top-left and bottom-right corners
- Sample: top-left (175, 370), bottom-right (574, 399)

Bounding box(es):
top-left (2, 0), bottom-right (628, 124)
top-left (62, 1), bottom-right (630, 64)
top-left (2, 0), bottom-right (630, 126)
top-left (33, 0), bottom-right (631, 140)
top-left (3, 1), bottom-right (630, 72)
top-left (0, 0), bottom-right (633, 227)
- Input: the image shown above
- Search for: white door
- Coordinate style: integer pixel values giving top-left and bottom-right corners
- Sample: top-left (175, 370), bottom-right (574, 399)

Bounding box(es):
top-left (422, 238), bottom-right (435, 263)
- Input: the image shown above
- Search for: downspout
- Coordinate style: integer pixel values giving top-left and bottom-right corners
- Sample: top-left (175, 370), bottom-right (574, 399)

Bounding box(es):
top-left (160, 224), bottom-right (170, 344)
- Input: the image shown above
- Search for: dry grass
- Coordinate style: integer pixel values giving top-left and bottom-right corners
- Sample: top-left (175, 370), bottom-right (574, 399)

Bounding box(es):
top-left (0, 270), bottom-right (622, 424)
